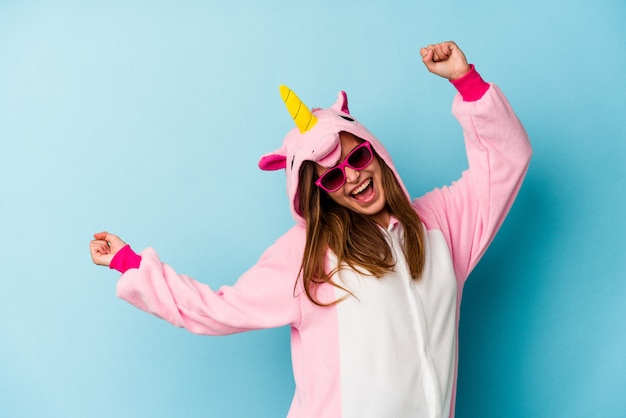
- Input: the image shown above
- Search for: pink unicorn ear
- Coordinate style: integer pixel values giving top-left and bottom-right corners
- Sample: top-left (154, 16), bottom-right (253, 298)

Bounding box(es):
top-left (258, 152), bottom-right (287, 171)
top-left (330, 91), bottom-right (350, 114)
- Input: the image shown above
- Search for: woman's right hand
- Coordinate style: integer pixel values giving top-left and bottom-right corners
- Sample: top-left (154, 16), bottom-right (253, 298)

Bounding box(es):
top-left (90, 232), bottom-right (127, 267)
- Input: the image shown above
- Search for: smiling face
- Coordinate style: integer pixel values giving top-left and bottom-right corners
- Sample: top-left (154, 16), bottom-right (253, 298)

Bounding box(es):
top-left (315, 132), bottom-right (390, 227)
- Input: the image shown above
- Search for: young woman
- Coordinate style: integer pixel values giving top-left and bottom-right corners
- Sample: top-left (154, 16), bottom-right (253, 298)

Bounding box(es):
top-left (90, 41), bottom-right (532, 418)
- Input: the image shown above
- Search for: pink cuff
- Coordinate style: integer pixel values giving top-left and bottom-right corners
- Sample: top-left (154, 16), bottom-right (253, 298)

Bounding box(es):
top-left (449, 64), bottom-right (490, 102)
top-left (110, 244), bottom-right (142, 273)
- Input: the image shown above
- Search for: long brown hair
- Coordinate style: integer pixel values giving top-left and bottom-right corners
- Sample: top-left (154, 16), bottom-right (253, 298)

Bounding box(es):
top-left (297, 151), bottom-right (426, 306)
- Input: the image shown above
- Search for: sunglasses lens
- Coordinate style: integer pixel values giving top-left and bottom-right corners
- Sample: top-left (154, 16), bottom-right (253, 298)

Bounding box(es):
top-left (348, 145), bottom-right (372, 169)
top-left (320, 168), bottom-right (344, 191)
top-left (316, 142), bottom-right (373, 192)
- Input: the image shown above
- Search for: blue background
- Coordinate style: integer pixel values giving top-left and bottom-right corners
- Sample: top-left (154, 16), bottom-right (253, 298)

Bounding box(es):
top-left (1, 1), bottom-right (625, 417)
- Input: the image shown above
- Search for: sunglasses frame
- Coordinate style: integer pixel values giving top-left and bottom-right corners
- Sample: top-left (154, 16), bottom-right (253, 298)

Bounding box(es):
top-left (314, 141), bottom-right (374, 193)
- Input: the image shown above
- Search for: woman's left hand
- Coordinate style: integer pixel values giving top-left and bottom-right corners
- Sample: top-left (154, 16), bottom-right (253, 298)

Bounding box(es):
top-left (420, 41), bottom-right (471, 81)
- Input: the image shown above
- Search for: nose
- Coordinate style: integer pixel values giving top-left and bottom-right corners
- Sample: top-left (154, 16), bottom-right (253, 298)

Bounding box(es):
top-left (344, 166), bottom-right (360, 184)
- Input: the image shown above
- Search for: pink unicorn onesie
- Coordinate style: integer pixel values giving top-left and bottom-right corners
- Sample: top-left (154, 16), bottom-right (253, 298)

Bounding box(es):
top-left (104, 60), bottom-right (531, 417)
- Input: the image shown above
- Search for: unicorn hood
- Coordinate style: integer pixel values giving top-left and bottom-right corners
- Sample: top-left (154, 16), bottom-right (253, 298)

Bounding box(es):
top-left (258, 86), bottom-right (410, 225)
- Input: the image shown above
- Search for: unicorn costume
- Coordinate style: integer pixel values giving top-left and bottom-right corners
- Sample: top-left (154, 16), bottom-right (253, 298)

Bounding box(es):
top-left (111, 66), bottom-right (531, 417)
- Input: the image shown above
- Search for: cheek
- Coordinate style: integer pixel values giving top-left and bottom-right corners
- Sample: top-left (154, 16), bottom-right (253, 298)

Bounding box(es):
top-left (327, 189), bottom-right (347, 202)
top-left (325, 187), bottom-right (354, 208)
top-left (369, 161), bottom-right (384, 180)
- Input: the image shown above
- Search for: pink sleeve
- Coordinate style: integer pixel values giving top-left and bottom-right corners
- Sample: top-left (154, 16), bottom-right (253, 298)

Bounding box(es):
top-left (110, 245), bottom-right (142, 273)
top-left (114, 226), bottom-right (305, 335)
top-left (413, 84), bottom-right (532, 282)
top-left (449, 64), bottom-right (490, 102)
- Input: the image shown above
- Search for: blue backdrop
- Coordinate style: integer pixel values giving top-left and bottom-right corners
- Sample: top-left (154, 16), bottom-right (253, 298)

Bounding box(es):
top-left (1, 1), bottom-right (624, 417)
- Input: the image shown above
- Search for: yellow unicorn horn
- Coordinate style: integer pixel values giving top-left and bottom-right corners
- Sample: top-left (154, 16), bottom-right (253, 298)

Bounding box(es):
top-left (280, 85), bottom-right (318, 133)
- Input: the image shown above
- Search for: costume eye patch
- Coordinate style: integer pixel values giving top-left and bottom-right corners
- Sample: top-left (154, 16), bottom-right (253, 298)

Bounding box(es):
top-left (339, 115), bottom-right (355, 122)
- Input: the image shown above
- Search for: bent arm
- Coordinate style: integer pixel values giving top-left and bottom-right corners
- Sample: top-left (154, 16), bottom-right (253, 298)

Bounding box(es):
top-left (414, 81), bottom-right (532, 281)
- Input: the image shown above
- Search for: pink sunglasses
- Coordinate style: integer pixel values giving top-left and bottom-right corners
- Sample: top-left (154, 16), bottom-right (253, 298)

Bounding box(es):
top-left (315, 141), bottom-right (374, 193)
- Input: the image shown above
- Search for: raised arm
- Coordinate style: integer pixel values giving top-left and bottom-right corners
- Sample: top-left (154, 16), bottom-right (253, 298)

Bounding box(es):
top-left (413, 41), bottom-right (532, 282)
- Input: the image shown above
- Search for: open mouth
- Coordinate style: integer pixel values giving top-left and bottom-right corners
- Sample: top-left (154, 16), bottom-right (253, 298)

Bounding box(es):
top-left (350, 178), bottom-right (374, 201)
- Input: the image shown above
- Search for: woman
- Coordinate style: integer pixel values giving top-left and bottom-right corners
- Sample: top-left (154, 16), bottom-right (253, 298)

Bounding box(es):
top-left (90, 41), bottom-right (532, 417)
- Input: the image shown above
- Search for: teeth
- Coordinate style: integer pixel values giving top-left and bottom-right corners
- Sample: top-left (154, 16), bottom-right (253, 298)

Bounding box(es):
top-left (351, 179), bottom-right (371, 196)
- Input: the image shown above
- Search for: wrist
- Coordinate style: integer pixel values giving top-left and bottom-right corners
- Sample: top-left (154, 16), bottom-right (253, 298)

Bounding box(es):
top-left (449, 65), bottom-right (472, 81)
